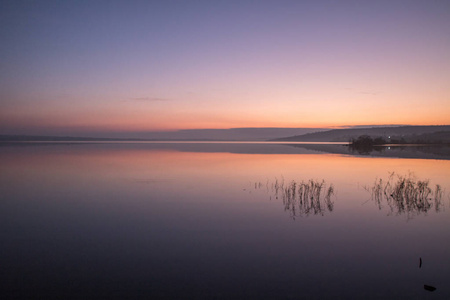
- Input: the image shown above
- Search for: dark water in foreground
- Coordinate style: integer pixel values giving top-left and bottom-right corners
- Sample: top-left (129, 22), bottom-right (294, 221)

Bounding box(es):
top-left (1, 143), bottom-right (449, 299)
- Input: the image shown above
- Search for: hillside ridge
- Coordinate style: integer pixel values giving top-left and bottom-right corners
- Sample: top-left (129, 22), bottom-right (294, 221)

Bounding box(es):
top-left (273, 125), bottom-right (450, 143)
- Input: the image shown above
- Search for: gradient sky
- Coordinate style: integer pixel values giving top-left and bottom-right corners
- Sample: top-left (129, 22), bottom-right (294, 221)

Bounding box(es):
top-left (1, 0), bottom-right (449, 136)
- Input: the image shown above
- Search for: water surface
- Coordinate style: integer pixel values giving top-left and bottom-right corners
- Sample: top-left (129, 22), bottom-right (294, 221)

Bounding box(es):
top-left (1, 143), bottom-right (449, 299)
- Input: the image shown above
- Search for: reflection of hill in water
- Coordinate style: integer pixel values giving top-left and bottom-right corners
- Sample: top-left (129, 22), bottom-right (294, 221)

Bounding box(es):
top-left (0, 142), bottom-right (325, 155)
top-left (251, 178), bottom-right (335, 219)
top-left (289, 144), bottom-right (450, 160)
top-left (3, 141), bottom-right (450, 159)
top-left (364, 172), bottom-right (445, 219)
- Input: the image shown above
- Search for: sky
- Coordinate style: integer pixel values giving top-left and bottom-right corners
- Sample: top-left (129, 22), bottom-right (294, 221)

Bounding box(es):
top-left (1, 0), bottom-right (449, 137)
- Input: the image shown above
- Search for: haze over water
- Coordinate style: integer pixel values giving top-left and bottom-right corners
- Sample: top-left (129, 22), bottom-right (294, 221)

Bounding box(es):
top-left (1, 142), bottom-right (449, 299)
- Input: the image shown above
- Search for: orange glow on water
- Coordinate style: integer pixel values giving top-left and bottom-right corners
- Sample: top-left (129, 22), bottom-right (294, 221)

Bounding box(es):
top-left (3, 144), bottom-right (449, 192)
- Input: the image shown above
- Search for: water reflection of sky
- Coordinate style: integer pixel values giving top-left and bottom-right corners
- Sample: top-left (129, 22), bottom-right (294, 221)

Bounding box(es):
top-left (1, 143), bottom-right (449, 299)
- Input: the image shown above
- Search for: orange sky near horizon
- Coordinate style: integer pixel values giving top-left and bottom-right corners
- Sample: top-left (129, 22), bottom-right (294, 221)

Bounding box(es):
top-left (2, 86), bottom-right (448, 133)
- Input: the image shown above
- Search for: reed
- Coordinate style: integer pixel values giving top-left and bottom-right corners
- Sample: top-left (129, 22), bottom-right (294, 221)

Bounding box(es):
top-left (256, 177), bottom-right (335, 219)
top-left (365, 172), bottom-right (445, 218)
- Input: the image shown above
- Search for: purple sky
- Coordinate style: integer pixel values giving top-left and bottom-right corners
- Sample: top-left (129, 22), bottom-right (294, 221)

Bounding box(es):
top-left (1, 0), bottom-right (449, 137)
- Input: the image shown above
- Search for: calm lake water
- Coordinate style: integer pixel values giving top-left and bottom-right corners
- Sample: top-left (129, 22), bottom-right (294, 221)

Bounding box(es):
top-left (1, 142), bottom-right (449, 299)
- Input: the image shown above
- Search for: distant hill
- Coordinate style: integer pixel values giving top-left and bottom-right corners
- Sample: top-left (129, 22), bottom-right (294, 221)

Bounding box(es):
top-left (0, 128), bottom-right (330, 142)
top-left (4, 126), bottom-right (449, 143)
top-left (0, 128), bottom-right (328, 142)
top-left (134, 127), bottom-right (328, 141)
top-left (0, 135), bottom-right (140, 142)
top-left (273, 125), bottom-right (450, 143)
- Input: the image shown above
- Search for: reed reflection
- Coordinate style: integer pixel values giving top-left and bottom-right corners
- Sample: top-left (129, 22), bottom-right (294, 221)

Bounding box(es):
top-left (364, 172), bottom-right (445, 218)
top-left (252, 178), bottom-right (335, 219)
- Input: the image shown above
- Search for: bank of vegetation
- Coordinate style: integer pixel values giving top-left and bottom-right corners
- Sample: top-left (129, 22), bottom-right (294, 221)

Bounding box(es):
top-left (348, 132), bottom-right (450, 154)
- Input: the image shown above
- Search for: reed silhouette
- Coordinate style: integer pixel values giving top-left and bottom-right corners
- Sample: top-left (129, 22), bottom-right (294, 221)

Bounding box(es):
top-left (253, 177), bottom-right (335, 219)
top-left (364, 172), bottom-right (445, 219)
